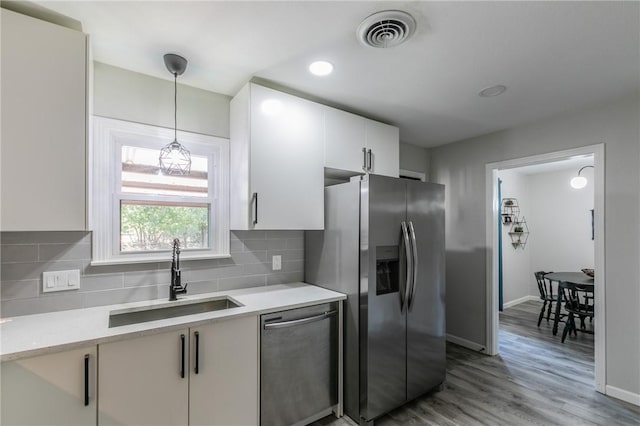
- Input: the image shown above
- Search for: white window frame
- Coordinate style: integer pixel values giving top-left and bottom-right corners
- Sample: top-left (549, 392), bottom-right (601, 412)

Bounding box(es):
top-left (90, 116), bottom-right (230, 265)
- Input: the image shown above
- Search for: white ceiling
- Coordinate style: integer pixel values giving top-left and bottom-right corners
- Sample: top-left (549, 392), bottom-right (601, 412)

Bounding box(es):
top-left (32, 1), bottom-right (640, 148)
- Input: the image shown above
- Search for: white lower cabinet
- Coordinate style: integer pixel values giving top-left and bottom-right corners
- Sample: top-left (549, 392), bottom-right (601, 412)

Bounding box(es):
top-left (98, 329), bottom-right (189, 425)
top-left (190, 316), bottom-right (258, 425)
top-left (1, 346), bottom-right (97, 426)
top-left (98, 316), bottom-right (258, 426)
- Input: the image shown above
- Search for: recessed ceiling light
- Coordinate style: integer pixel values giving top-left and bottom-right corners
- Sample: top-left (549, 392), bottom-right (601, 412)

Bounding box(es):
top-left (479, 85), bottom-right (507, 97)
top-left (309, 61), bottom-right (334, 76)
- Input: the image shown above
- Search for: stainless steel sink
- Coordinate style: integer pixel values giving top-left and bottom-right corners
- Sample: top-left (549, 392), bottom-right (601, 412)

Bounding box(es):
top-left (108, 298), bottom-right (241, 328)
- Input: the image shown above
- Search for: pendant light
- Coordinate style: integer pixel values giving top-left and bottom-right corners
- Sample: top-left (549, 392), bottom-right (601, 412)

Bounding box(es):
top-left (159, 53), bottom-right (191, 175)
top-left (570, 165), bottom-right (593, 189)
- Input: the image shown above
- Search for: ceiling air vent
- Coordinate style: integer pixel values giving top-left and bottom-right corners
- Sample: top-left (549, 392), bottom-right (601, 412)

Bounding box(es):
top-left (357, 10), bottom-right (416, 48)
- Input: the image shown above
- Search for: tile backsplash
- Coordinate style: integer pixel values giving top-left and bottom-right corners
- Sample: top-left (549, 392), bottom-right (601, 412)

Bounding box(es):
top-left (0, 230), bottom-right (304, 318)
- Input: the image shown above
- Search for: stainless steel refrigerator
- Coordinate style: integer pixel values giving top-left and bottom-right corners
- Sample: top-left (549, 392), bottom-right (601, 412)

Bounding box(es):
top-left (305, 174), bottom-right (445, 424)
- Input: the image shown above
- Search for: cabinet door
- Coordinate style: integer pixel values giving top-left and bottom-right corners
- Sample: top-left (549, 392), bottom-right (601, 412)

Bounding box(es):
top-left (1, 346), bottom-right (97, 426)
top-left (189, 316), bottom-right (258, 426)
top-left (0, 9), bottom-right (87, 231)
top-left (98, 330), bottom-right (189, 426)
top-left (364, 119), bottom-right (400, 178)
top-left (324, 107), bottom-right (367, 174)
top-left (249, 84), bottom-right (324, 230)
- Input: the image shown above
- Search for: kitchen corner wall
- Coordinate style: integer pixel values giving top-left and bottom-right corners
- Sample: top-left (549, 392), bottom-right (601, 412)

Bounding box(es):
top-left (0, 63), bottom-right (422, 318)
top-left (0, 230), bottom-right (303, 317)
top-left (0, 62), bottom-right (304, 318)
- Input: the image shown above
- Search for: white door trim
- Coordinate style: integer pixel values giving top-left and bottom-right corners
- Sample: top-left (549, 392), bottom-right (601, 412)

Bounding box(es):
top-left (485, 143), bottom-right (605, 393)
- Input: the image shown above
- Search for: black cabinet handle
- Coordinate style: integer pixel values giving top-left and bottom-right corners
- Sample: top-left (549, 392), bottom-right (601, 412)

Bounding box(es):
top-left (84, 354), bottom-right (90, 406)
top-left (367, 149), bottom-right (373, 171)
top-left (253, 193), bottom-right (259, 225)
top-left (180, 334), bottom-right (186, 379)
top-left (194, 331), bottom-right (200, 374)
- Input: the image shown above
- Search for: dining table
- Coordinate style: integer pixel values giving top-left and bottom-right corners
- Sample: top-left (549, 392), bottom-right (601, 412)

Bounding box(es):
top-left (544, 272), bottom-right (594, 335)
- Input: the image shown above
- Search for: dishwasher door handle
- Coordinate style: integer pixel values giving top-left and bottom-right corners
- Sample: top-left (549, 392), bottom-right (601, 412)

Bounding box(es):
top-left (263, 310), bottom-right (337, 330)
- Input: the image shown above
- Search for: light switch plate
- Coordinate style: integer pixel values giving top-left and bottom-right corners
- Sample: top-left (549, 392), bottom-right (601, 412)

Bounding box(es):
top-left (42, 269), bottom-right (80, 293)
top-left (272, 255), bottom-right (282, 271)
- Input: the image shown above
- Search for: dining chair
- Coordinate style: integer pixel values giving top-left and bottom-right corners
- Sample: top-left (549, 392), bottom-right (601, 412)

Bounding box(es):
top-left (534, 271), bottom-right (557, 326)
top-left (560, 281), bottom-right (595, 343)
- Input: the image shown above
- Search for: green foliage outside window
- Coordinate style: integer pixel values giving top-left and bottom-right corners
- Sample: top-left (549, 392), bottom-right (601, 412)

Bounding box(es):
top-left (121, 204), bottom-right (209, 252)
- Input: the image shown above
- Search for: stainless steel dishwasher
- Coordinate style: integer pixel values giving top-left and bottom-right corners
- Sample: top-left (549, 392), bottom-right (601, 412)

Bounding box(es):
top-left (261, 302), bottom-right (338, 426)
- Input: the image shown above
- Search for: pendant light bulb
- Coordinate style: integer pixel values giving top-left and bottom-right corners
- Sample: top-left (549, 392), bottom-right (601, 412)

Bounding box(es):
top-left (159, 53), bottom-right (191, 176)
top-left (570, 176), bottom-right (587, 189)
top-left (570, 165), bottom-right (593, 189)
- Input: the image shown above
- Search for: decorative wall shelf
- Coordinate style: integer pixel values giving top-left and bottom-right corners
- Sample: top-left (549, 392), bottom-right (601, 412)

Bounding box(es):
top-left (501, 198), bottom-right (520, 224)
top-left (508, 217), bottom-right (529, 249)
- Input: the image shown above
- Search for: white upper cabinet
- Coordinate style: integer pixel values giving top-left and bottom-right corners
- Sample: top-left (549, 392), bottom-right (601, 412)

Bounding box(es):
top-left (324, 106), bottom-right (399, 178)
top-left (364, 118), bottom-right (400, 177)
top-left (230, 83), bottom-right (324, 230)
top-left (1, 9), bottom-right (88, 231)
top-left (324, 107), bottom-right (367, 173)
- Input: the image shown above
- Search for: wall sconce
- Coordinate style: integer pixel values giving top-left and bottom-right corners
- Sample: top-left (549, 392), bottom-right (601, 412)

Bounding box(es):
top-left (570, 165), bottom-right (594, 189)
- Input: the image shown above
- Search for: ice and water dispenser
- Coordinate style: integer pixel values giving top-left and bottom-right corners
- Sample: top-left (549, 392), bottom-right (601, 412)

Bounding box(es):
top-left (376, 245), bottom-right (400, 295)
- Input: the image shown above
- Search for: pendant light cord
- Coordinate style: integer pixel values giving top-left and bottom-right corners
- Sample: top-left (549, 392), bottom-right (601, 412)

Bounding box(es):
top-left (174, 72), bottom-right (177, 141)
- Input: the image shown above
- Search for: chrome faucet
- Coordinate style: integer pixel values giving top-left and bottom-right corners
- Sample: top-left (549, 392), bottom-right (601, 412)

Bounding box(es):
top-left (169, 238), bottom-right (187, 301)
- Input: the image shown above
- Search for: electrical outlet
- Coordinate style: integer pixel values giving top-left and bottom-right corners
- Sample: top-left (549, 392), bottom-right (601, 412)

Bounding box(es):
top-left (272, 255), bottom-right (282, 271)
top-left (42, 270), bottom-right (80, 293)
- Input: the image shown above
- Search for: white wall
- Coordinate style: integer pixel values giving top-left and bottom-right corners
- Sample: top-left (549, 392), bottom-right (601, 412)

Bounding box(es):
top-left (499, 167), bottom-right (595, 305)
top-left (498, 169), bottom-right (531, 305)
top-left (429, 93), bottom-right (640, 396)
top-left (528, 169), bottom-right (594, 285)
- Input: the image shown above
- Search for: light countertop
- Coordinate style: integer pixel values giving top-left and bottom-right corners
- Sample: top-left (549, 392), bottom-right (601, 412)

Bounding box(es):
top-left (0, 282), bottom-right (345, 361)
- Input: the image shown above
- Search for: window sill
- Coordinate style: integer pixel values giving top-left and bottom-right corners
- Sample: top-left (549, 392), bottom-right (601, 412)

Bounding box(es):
top-left (90, 252), bottom-right (231, 266)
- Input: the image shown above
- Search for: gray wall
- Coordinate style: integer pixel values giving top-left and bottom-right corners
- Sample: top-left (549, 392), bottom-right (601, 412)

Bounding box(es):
top-left (93, 62), bottom-right (230, 138)
top-left (400, 142), bottom-right (430, 177)
top-left (429, 93), bottom-right (640, 395)
top-left (0, 231), bottom-right (303, 317)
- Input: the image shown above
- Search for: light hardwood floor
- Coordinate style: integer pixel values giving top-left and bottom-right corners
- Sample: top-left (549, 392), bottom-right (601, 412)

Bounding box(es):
top-left (314, 300), bottom-right (640, 425)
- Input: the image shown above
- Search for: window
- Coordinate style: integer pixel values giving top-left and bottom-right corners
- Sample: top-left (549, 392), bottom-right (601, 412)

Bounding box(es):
top-left (91, 117), bottom-right (229, 264)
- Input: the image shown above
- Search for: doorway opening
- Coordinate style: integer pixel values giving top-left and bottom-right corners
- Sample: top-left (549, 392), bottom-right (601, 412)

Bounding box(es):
top-left (485, 144), bottom-right (605, 392)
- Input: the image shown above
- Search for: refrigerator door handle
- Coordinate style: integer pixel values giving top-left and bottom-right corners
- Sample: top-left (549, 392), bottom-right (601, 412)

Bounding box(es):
top-left (401, 221), bottom-right (412, 312)
top-left (408, 221), bottom-right (418, 311)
